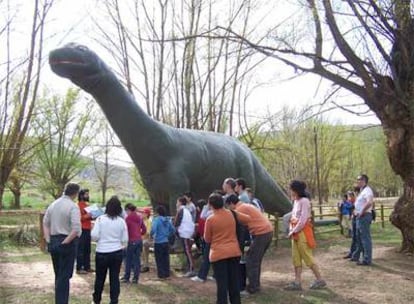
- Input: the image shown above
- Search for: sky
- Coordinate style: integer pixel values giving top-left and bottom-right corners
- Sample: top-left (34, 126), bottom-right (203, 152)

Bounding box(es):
top-left (3, 0), bottom-right (381, 165)
top-left (7, 0), bottom-right (380, 124)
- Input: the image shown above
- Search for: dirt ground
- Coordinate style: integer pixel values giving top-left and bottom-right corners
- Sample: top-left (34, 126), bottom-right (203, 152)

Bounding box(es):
top-left (1, 242), bottom-right (414, 304)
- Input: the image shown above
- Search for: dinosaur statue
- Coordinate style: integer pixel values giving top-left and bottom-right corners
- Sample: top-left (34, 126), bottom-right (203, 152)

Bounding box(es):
top-left (49, 44), bottom-right (292, 215)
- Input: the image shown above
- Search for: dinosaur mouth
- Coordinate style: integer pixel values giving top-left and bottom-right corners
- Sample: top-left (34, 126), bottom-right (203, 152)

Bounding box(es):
top-left (49, 59), bottom-right (85, 66)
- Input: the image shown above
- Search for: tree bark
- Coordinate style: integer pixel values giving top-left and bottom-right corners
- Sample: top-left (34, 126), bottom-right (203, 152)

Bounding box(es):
top-left (11, 190), bottom-right (21, 210)
top-left (0, 185), bottom-right (4, 209)
top-left (390, 183), bottom-right (414, 253)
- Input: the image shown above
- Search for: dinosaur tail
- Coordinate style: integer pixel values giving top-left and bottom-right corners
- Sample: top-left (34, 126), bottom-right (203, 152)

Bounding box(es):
top-left (253, 158), bottom-right (292, 216)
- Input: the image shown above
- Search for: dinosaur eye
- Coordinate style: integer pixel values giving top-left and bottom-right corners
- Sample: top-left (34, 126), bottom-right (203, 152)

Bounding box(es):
top-left (77, 45), bottom-right (89, 51)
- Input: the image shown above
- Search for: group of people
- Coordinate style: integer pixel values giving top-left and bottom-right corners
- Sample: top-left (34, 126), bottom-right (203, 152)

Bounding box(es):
top-left (342, 174), bottom-right (374, 266)
top-left (42, 183), bottom-right (152, 304)
top-left (43, 173), bottom-right (355, 304)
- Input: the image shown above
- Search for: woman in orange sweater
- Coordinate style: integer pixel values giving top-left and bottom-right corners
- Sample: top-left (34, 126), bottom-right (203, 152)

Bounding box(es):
top-left (204, 193), bottom-right (249, 304)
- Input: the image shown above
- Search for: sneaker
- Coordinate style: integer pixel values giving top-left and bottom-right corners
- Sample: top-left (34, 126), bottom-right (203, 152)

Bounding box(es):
top-left (183, 271), bottom-right (196, 278)
top-left (141, 266), bottom-right (150, 273)
top-left (246, 286), bottom-right (260, 294)
top-left (120, 277), bottom-right (130, 283)
top-left (207, 276), bottom-right (215, 281)
top-left (356, 261), bottom-right (371, 266)
top-left (240, 290), bottom-right (251, 297)
top-left (310, 280), bottom-right (327, 289)
top-left (191, 276), bottom-right (205, 282)
top-left (132, 278), bottom-right (138, 284)
top-left (284, 281), bottom-right (302, 291)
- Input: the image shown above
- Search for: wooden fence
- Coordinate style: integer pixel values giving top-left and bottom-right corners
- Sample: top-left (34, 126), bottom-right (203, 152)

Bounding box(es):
top-left (268, 203), bottom-right (394, 246)
top-left (0, 203), bottom-right (395, 251)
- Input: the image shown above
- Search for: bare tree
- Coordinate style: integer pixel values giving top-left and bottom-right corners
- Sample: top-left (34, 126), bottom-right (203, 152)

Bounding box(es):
top-left (214, 0), bottom-right (414, 252)
top-left (0, 0), bottom-right (56, 209)
top-left (91, 122), bottom-right (118, 205)
top-left (92, 0), bottom-right (269, 134)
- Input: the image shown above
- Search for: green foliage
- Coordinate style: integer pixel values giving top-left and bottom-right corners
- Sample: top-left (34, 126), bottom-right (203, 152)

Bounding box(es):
top-left (131, 167), bottom-right (150, 200)
top-left (241, 107), bottom-right (401, 201)
top-left (31, 88), bottom-right (99, 198)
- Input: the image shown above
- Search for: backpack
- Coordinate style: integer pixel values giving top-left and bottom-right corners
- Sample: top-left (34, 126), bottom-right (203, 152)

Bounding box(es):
top-left (166, 217), bottom-right (177, 247)
top-left (230, 210), bottom-right (249, 250)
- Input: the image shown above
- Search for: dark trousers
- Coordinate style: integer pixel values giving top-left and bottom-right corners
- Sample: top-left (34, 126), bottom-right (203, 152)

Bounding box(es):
top-left (154, 242), bottom-right (170, 278)
top-left (198, 241), bottom-right (210, 280)
top-left (246, 231), bottom-right (272, 293)
top-left (212, 257), bottom-right (241, 304)
top-left (49, 235), bottom-right (77, 304)
top-left (76, 229), bottom-right (91, 271)
top-left (239, 261), bottom-right (246, 291)
top-left (123, 241), bottom-right (142, 281)
top-left (93, 250), bottom-right (123, 304)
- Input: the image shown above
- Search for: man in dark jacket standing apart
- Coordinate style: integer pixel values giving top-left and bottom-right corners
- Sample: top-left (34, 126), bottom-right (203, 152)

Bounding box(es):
top-left (43, 183), bottom-right (82, 304)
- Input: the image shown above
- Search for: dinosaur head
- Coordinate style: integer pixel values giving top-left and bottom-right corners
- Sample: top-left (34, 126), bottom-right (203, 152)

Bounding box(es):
top-left (49, 43), bottom-right (108, 92)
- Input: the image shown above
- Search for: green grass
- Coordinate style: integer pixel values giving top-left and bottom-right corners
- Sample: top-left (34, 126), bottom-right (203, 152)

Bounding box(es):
top-left (0, 213), bottom-right (404, 304)
top-left (0, 223), bottom-right (401, 304)
top-left (0, 286), bottom-right (85, 304)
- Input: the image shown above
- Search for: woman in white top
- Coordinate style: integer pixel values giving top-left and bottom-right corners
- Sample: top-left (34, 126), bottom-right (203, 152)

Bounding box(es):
top-left (91, 196), bottom-right (128, 304)
top-left (175, 196), bottom-right (195, 277)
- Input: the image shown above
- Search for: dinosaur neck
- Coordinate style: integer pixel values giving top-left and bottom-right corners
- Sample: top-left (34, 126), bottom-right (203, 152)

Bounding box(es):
top-left (87, 71), bottom-right (168, 169)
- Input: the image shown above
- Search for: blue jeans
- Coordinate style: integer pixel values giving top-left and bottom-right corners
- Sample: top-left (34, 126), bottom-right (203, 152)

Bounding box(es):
top-left (93, 250), bottom-right (123, 304)
top-left (48, 234), bottom-right (77, 304)
top-left (123, 241), bottom-right (142, 281)
top-left (76, 229), bottom-right (91, 271)
top-left (348, 216), bottom-right (357, 256)
top-left (352, 213), bottom-right (372, 264)
top-left (154, 242), bottom-right (170, 278)
top-left (198, 242), bottom-right (210, 280)
top-left (212, 257), bottom-right (241, 304)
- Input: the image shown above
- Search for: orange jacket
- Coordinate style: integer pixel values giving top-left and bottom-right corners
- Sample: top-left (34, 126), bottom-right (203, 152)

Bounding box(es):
top-left (204, 208), bottom-right (250, 262)
top-left (235, 202), bottom-right (273, 236)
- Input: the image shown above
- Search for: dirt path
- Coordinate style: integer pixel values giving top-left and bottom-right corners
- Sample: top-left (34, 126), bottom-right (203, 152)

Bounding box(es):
top-left (1, 243), bottom-right (414, 303)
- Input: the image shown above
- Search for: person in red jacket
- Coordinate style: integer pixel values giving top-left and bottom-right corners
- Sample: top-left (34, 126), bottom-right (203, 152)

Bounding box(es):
top-left (76, 189), bottom-right (93, 274)
top-left (121, 203), bottom-right (147, 284)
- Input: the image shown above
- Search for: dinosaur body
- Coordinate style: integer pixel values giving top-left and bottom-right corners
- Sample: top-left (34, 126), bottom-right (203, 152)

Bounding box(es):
top-left (49, 44), bottom-right (292, 215)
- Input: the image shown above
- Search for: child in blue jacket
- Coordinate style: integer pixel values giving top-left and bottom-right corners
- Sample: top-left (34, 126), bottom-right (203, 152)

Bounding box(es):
top-left (150, 205), bottom-right (175, 279)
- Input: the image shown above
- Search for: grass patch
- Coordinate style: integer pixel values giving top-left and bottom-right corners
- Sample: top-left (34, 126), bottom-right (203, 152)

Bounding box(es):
top-left (0, 213), bottom-right (39, 226)
top-left (0, 286), bottom-right (85, 304)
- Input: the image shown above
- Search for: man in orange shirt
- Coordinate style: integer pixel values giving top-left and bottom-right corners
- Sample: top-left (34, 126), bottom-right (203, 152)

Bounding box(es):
top-left (76, 189), bottom-right (93, 274)
top-left (226, 194), bottom-right (273, 295)
top-left (204, 192), bottom-right (250, 304)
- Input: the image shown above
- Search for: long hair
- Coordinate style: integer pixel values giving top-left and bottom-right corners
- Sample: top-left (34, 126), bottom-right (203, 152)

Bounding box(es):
top-left (105, 196), bottom-right (122, 219)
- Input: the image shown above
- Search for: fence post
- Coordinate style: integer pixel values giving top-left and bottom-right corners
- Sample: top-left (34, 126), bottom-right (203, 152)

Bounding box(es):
top-left (381, 204), bottom-right (385, 229)
top-left (39, 212), bottom-right (46, 252)
top-left (272, 212), bottom-right (279, 247)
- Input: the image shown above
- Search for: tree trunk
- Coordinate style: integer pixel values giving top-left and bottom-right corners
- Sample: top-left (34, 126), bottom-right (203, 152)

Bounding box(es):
top-left (11, 190), bottom-right (21, 209)
top-left (382, 119), bottom-right (414, 254)
top-left (390, 182), bottom-right (414, 254)
top-left (0, 185), bottom-right (4, 209)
